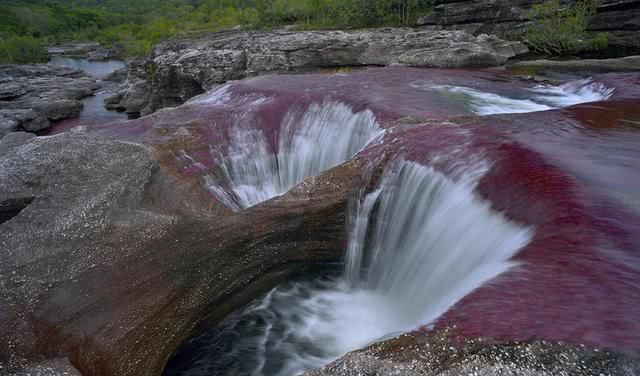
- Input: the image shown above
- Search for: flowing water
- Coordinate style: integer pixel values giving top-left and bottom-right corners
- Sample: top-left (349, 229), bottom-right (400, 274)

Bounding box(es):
top-left (165, 160), bottom-right (533, 376)
top-left (49, 57), bottom-right (125, 80)
top-left (416, 78), bottom-right (614, 115)
top-left (48, 57), bottom-right (128, 129)
top-left (203, 101), bottom-right (383, 210)
top-left (197, 77), bottom-right (611, 211)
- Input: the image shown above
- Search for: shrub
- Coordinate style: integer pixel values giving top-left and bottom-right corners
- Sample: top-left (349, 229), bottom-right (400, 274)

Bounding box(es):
top-left (524, 0), bottom-right (608, 55)
top-left (0, 33), bottom-right (48, 64)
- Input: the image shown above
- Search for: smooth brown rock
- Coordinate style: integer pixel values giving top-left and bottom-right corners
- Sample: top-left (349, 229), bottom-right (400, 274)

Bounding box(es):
top-left (0, 130), bottom-right (362, 376)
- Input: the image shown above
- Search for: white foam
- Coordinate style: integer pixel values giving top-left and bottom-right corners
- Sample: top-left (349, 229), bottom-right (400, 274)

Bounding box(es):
top-left (425, 78), bottom-right (614, 115)
top-left (204, 101), bottom-right (384, 211)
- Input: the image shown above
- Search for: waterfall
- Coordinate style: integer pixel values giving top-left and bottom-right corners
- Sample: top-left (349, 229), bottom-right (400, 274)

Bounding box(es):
top-left (343, 160), bottom-right (533, 328)
top-left (166, 159), bottom-right (533, 376)
top-left (204, 101), bottom-right (383, 211)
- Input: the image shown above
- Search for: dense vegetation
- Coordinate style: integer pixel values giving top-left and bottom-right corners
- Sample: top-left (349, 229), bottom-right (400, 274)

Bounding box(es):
top-left (0, 0), bottom-right (432, 63)
top-left (524, 0), bottom-right (607, 55)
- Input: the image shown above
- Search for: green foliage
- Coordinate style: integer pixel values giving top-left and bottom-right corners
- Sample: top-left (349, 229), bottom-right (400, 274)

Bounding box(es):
top-left (0, 33), bottom-right (48, 64)
top-left (524, 0), bottom-right (608, 55)
top-left (257, 0), bottom-right (432, 28)
top-left (0, 0), bottom-right (433, 61)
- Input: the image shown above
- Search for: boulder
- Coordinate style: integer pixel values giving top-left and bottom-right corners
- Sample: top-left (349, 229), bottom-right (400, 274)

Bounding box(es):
top-left (0, 109), bottom-right (49, 138)
top-left (112, 28), bottom-right (527, 115)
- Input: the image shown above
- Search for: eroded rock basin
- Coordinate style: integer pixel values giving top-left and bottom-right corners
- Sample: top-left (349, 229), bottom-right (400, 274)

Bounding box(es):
top-left (2, 66), bottom-right (640, 375)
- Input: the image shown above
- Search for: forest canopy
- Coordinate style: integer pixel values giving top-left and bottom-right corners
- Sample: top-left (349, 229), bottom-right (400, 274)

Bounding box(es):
top-left (0, 0), bottom-right (433, 62)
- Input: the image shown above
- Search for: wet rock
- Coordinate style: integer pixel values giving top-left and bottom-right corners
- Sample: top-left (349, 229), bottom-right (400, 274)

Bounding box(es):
top-left (0, 65), bottom-right (98, 134)
top-left (305, 331), bottom-right (640, 376)
top-left (114, 28), bottom-right (527, 115)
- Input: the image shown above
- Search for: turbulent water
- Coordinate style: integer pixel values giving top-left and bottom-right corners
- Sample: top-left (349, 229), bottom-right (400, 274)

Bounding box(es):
top-left (421, 78), bottom-right (614, 115)
top-left (165, 160), bottom-right (533, 376)
top-left (204, 101), bottom-right (383, 211)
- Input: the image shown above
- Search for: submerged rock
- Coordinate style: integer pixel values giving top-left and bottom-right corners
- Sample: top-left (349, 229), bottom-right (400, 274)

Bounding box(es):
top-left (0, 65), bottom-right (98, 136)
top-left (114, 28), bottom-right (527, 115)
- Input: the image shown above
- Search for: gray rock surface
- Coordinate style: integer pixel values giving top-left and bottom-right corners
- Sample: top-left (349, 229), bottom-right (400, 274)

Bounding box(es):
top-left (0, 64), bottom-right (98, 135)
top-left (47, 42), bottom-right (121, 61)
top-left (0, 109), bottom-right (48, 137)
top-left (508, 55), bottom-right (640, 73)
top-left (305, 332), bottom-right (640, 376)
top-left (0, 131), bottom-right (36, 157)
top-left (417, 0), bottom-right (640, 57)
top-left (114, 28), bottom-right (527, 115)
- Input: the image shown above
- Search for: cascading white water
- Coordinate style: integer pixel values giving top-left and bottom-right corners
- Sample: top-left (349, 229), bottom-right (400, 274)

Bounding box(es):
top-left (204, 101), bottom-right (383, 211)
top-left (167, 159), bottom-right (533, 376)
top-left (419, 78), bottom-right (614, 115)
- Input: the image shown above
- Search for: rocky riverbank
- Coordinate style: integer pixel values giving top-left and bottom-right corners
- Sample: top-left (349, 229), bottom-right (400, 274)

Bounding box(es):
top-left (109, 28), bottom-right (527, 116)
top-left (418, 0), bottom-right (640, 57)
top-left (47, 42), bottom-right (121, 62)
top-left (0, 65), bottom-right (98, 137)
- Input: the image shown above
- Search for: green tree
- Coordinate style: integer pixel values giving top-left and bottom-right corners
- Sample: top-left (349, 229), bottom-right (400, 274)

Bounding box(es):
top-left (525, 0), bottom-right (608, 55)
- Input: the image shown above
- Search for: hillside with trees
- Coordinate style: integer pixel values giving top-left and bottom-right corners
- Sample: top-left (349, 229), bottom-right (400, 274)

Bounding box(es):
top-left (0, 0), bottom-right (432, 63)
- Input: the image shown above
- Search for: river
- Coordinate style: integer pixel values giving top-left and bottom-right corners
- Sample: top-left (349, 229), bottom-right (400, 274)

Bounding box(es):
top-left (48, 56), bottom-right (128, 129)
